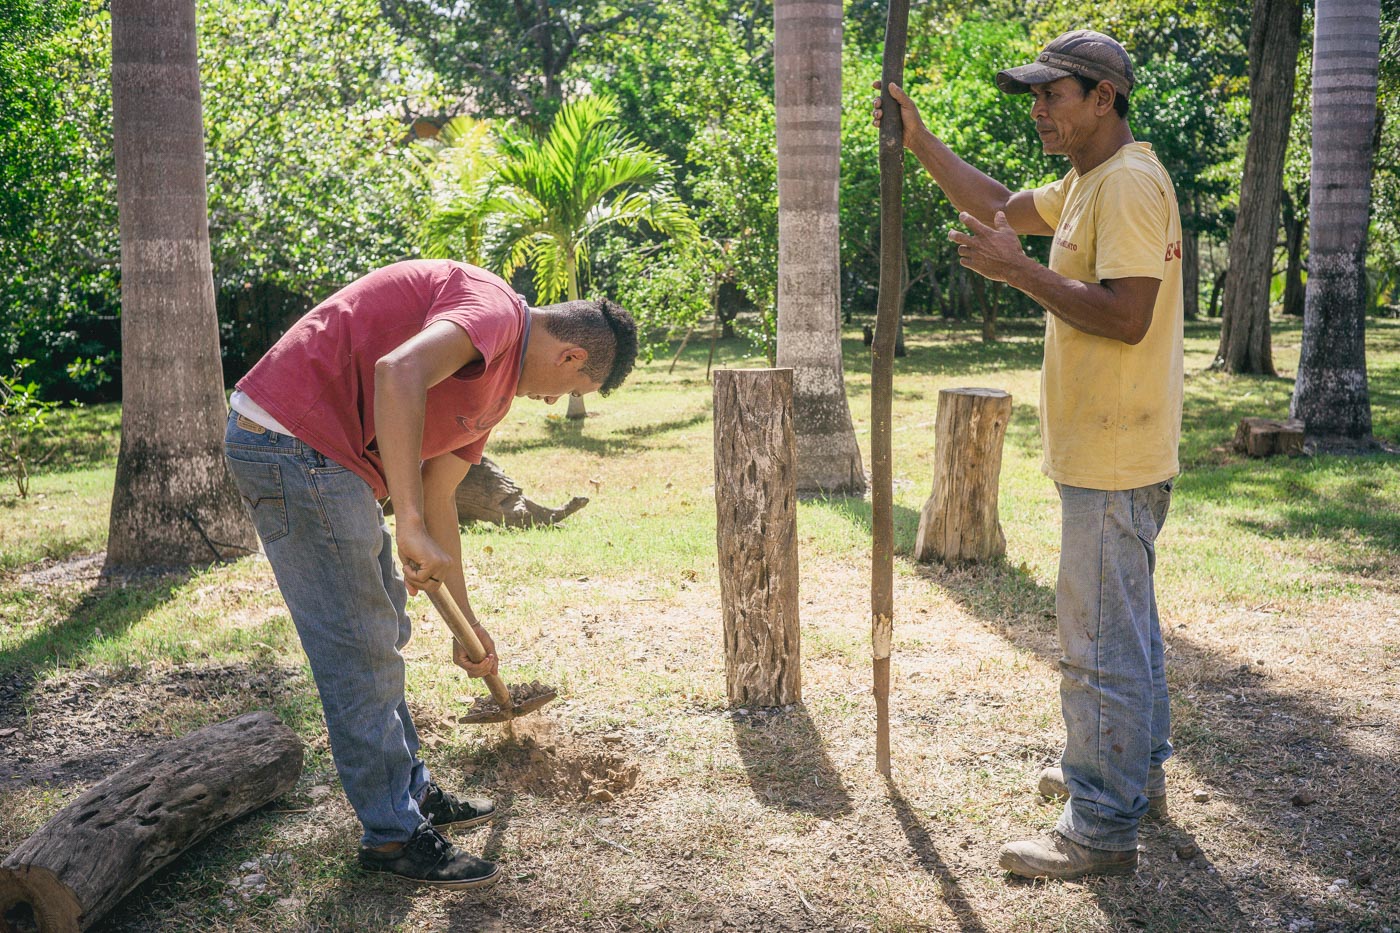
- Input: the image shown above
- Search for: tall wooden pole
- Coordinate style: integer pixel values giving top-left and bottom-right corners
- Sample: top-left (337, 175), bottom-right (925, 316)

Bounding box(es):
top-left (871, 0), bottom-right (908, 777)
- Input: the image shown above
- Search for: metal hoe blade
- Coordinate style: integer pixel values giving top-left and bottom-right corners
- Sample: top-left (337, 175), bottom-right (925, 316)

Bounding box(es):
top-left (456, 687), bottom-right (559, 724)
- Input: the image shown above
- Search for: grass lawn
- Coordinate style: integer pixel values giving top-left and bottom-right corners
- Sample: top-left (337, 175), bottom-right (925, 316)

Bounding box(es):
top-left (1, 316), bottom-right (1397, 932)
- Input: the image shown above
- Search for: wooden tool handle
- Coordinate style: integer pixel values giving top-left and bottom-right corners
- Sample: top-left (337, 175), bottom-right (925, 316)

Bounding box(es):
top-left (425, 586), bottom-right (516, 716)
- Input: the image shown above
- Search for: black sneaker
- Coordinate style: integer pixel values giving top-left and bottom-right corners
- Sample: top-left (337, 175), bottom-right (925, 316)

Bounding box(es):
top-left (418, 781), bottom-right (496, 830)
top-left (358, 821), bottom-right (501, 890)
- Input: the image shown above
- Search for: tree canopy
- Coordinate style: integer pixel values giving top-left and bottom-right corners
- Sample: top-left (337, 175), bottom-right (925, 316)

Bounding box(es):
top-left (2, 0), bottom-right (1397, 400)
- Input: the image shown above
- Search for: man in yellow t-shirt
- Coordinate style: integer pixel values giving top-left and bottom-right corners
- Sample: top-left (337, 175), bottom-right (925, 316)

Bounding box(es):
top-left (874, 29), bottom-right (1183, 879)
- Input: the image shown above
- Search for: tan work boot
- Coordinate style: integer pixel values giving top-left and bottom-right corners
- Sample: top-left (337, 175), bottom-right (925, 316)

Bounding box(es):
top-left (998, 831), bottom-right (1138, 880)
top-left (1037, 766), bottom-right (1167, 820)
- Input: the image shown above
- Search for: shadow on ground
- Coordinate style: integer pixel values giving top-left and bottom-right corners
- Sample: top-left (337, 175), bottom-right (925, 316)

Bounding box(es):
top-left (487, 410), bottom-right (711, 458)
top-left (732, 703), bottom-right (853, 817)
top-left (915, 557), bottom-right (1398, 931)
top-left (885, 776), bottom-right (990, 933)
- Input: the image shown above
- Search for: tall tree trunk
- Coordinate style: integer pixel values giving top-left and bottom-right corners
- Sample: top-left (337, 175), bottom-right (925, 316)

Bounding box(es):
top-left (1290, 0), bottom-right (1379, 447)
top-left (1208, 266), bottom-right (1227, 318)
top-left (564, 249), bottom-right (587, 420)
top-left (105, 0), bottom-right (257, 573)
top-left (1281, 188), bottom-right (1308, 317)
top-left (971, 277), bottom-right (999, 343)
top-left (1215, 0), bottom-right (1303, 375)
top-left (774, 0), bottom-right (865, 495)
top-left (1181, 196), bottom-right (1200, 320)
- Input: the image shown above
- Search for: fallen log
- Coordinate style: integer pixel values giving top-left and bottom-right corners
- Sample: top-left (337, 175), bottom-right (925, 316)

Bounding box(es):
top-left (1, 711), bottom-right (303, 933)
top-left (385, 455), bottom-right (588, 528)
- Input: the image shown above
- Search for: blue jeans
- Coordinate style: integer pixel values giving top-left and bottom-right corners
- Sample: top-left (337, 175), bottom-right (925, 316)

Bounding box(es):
top-left (223, 411), bottom-right (430, 847)
top-left (1054, 480), bottom-right (1174, 852)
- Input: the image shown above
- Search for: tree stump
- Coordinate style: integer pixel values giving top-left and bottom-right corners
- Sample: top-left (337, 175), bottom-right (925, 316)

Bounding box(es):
top-left (1233, 417), bottom-right (1305, 457)
top-left (713, 369), bottom-right (801, 707)
top-left (384, 456), bottom-right (589, 528)
top-left (914, 387), bottom-right (1012, 564)
top-left (0, 711), bottom-right (303, 933)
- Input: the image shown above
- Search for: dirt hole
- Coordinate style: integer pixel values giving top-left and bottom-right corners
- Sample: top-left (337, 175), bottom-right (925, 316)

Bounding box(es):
top-left (487, 719), bottom-right (641, 803)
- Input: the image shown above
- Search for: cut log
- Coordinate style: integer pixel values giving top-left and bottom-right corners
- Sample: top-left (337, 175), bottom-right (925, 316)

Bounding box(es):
top-left (1233, 417), bottom-right (1305, 457)
top-left (914, 387), bottom-right (1012, 565)
top-left (385, 456), bottom-right (588, 528)
top-left (713, 369), bottom-right (801, 707)
top-left (0, 711), bottom-right (303, 933)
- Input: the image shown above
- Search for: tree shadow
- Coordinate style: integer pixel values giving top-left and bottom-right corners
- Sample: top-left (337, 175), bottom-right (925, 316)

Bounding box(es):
top-left (1, 662), bottom-right (311, 794)
top-left (89, 792), bottom-right (336, 931)
top-left (1185, 462), bottom-right (1400, 579)
top-left (475, 790), bottom-right (515, 861)
top-left (804, 496), bottom-right (923, 555)
top-left (435, 790), bottom-right (514, 929)
top-left (913, 557), bottom-right (1398, 930)
top-left (731, 704), bottom-right (853, 817)
top-left (839, 321), bottom-right (1050, 394)
top-left (487, 410), bottom-right (712, 458)
top-left (884, 776), bottom-right (989, 933)
top-left (0, 570), bottom-right (190, 678)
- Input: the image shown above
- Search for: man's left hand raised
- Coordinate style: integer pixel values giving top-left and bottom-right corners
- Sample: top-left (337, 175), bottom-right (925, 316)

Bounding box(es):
top-left (948, 210), bottom-right (1029, 284)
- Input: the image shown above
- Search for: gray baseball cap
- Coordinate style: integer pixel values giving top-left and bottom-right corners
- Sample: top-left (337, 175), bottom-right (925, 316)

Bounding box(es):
top-left (996, 30), bottom-right (1134, 98)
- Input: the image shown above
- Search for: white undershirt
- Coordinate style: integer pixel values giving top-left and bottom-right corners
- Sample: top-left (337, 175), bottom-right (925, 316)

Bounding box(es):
top-left (229, 389), bottom-right (294, 436)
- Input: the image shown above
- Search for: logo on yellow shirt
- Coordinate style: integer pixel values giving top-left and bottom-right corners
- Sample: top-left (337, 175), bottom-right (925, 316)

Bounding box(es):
top-left (1163, 240), bottom-right (1182, 262)
top-left (1055, 222), bottom-right (1079, 253)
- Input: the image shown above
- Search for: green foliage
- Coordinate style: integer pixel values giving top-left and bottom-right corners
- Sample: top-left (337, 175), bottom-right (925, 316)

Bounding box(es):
top-left (420, 95), bottom-right (697, 304)
top-left (587, 0), bottom-right (778, 353)
top-left (1367, 0), bottom-right (1400, 313)
top-left (0, 361), bottom-right (64, 498)
top-left (0, 1), bottom-right (119, 402)
top-left (379, 0), bottom-right (657, 126)
top-left (199, 0), bottom-right (431, 376)
top-left (6, 0), bottom-right (1399, 394)
top-left (1, 0), bottom-right (432, 398)
top-left (415, 116), bottom-right (498, 265)
top-left (841, 14), bottom-right (1058, 320)
top-left (608, 238), bottom-right (728, 359)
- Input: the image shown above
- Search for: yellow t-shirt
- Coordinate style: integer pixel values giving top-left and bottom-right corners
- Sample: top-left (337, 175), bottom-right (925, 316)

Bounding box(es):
top-left (1030, 141), bottom-right (1184, 490)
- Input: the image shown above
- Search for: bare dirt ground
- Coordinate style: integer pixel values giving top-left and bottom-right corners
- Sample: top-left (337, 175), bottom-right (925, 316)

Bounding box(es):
top-left (3, 551), bottom-right (1398, 932)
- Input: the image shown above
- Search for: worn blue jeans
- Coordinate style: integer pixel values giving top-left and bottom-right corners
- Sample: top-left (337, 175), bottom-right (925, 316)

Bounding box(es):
top-left (1054, 480), bottom-right (1174, 852)
top-left (223, 411), bottom-right (430, 847)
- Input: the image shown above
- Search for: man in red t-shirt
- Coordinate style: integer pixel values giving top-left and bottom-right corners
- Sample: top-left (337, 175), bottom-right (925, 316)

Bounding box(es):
top-left (224, 259), bottom-right (637, 889)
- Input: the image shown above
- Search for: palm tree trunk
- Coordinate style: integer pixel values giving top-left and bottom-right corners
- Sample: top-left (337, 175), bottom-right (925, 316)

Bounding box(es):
top-left (1215, 0), bottom-right (1303, 375)
top-left (1289, 0), bottom-right (1379, 447)
top-left (773, 0), bottom-right (865, 494)
top-left (105, 0), bottom-right (257, 573)
top-left (564, 248), bottom-right (587, 420)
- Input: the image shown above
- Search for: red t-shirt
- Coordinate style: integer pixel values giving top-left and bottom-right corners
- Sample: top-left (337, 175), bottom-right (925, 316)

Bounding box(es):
top-left (236, 260), bottom-right (528, 498)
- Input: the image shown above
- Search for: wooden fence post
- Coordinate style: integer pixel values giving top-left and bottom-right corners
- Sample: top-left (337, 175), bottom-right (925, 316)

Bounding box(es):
top-left (713, 368), bottom-right (801, 707)
top-left (914, 387), bottom-right (1012, 564)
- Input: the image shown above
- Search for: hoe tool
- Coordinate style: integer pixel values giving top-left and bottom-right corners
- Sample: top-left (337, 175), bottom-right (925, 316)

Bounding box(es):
top-left (424, 586), bottom-right (557, 724)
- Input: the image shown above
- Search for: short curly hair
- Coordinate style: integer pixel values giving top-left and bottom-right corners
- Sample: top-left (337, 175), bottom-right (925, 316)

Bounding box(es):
top-left (535, 298), bottom-right (638, 396)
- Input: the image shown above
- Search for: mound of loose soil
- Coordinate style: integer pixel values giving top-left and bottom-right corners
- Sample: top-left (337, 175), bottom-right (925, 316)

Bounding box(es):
top-left (486, 719), bottom-right (641, 803)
